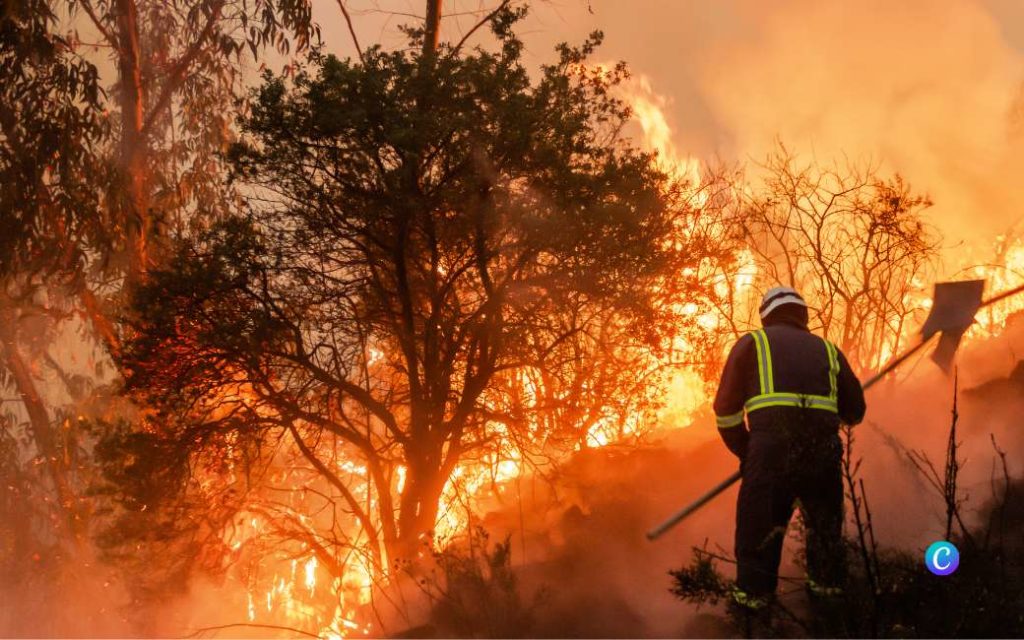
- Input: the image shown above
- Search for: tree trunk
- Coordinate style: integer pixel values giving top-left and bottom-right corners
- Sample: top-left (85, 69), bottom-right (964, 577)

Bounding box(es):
top-left (422, 0), bottom-right (442, 57)
top-left (0, 295), bottom-right (82, 542)
top-left (392, 458), bottom-right (446, 560)
top-left (115, 0), bottom-right (150, 286)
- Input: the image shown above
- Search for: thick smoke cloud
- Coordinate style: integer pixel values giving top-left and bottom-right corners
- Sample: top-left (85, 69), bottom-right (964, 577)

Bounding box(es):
top-left (485, 0), bottom-right (1024, 246)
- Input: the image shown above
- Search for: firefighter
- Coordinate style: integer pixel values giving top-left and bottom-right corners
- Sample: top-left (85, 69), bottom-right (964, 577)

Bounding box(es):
top-left (713, 286), bottom-right (866, 610)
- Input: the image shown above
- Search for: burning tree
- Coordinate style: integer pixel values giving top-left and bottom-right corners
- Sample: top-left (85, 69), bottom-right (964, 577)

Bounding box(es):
top-left (114, 12), bottom-right (705, 628)
top-left (699, 146), bottom-right (941, 374)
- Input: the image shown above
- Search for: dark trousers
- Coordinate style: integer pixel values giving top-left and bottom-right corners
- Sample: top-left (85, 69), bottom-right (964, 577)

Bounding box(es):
top-left (735, 427), bottom-right (845, 596)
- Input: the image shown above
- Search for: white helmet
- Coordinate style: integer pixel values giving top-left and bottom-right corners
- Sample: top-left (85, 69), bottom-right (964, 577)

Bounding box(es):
top-left (759, 286), bottom-right (807, 319)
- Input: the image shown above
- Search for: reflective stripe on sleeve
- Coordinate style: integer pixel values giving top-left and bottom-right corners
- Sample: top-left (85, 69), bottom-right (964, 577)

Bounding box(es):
top-left (716, 410), bottom-right (745, 429)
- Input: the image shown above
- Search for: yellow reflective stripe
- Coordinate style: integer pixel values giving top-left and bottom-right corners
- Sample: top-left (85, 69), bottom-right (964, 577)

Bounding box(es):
top-left (755, 403), bottom-right (835, 412)
top-left (807, 578), bottom-right (843, 597)
top-left (731, 586), bottom-right (768, 610)
top-left (716, 410), bottom-right (745, 429)
top-left (750, 330), bottom-right (765, 395)
top-left (745, 393), bottom-right (838, 413)
top-left (750, 330), bottom-right (774, 395)
top-left (824, 339), bottom-right (839, 401)
top-left (762, 331), bottom-right (775, 392)
top-left (746, 331), bottom-right (840, 416)
top-left (745, 393), bottom-right (837, 410)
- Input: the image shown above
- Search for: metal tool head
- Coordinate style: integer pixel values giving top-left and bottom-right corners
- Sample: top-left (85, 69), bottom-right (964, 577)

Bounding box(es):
top-left (921, 279), bottom-right (986, 372)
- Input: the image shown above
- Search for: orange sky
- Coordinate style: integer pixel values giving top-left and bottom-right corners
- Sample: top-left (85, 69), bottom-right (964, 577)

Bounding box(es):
top-left (315, 0), bottom-right (1024, 257)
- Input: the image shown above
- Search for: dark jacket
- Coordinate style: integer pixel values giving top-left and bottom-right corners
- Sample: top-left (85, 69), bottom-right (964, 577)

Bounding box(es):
top-left (712, 310), bottom-right (866, 460)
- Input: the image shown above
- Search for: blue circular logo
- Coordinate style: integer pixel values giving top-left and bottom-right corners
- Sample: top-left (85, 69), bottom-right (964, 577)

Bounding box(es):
top-left (924, 541), bottom-right (959, 576)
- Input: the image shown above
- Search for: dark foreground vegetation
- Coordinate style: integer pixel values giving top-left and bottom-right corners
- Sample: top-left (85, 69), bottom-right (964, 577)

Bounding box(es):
top-left (672, 386), bottom-right (1024, 638)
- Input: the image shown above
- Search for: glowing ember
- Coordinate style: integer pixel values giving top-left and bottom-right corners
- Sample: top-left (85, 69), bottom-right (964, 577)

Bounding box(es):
top-left (304, 557), bottom-right (317, 595)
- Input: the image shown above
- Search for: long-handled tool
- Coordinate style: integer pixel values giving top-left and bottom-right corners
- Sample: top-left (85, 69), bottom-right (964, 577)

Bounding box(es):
top-left (646, 279), bottom-right (1024, 542)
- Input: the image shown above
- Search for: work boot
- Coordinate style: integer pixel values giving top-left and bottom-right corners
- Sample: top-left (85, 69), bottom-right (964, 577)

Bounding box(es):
top-left (805, 579), bottom-right (846, 636)
top-left (727, 587), bottom-right (774, 637)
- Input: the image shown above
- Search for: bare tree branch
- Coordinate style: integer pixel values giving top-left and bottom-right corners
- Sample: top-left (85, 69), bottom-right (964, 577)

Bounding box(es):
top-left (335, 0), bottom-right (366, 64)
top-left (78, 0), bottom-right (116, 47)
top-left (451, 0), bottom-right (512, 55)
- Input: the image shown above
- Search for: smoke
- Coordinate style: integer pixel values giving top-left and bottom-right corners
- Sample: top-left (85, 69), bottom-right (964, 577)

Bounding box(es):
top-left (623, 0), bottom-right (1024, 559)
top-left (690, 0), bottom-right (1024, 246)
top-left (857, 312), bottom-right (1024, 547)
top-left (468, 422), bottom-right (739, 638)
top-left (467, 327), bottom-right (1024, 638)
top-left (504, 0), bottom-right (1024, 248)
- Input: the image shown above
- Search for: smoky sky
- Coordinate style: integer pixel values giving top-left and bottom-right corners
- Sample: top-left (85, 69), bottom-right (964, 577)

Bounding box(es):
top-left (314, 0), bottom-right (1024, 252)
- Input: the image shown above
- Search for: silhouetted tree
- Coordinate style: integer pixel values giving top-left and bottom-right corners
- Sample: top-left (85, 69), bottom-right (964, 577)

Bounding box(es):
top-left (120, 10), bottom-right (703, 581)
